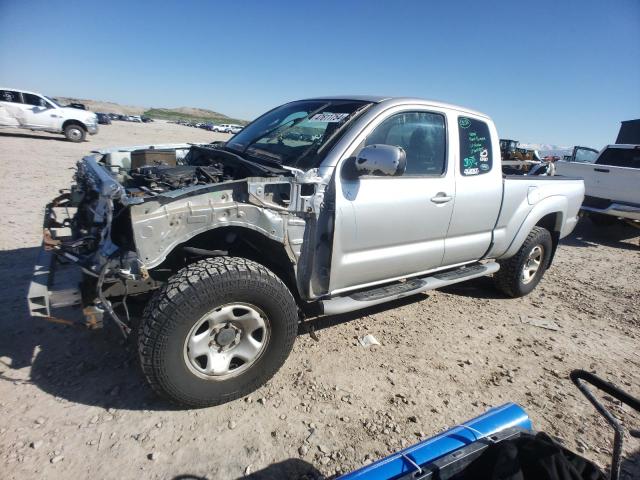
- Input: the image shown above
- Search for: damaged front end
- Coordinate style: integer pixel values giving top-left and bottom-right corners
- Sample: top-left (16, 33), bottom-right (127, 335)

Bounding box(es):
top-left (27, 143), bottom-right (329, 335)
top-left (28, 154), bottom-right (159, 334)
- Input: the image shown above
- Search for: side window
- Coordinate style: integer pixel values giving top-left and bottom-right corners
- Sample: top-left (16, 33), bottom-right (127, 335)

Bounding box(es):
top-left (458, 117), bottom-right (493, 176)
top-left (365, 111), bottom-right (446, 175)
top-left (23, 93), bottom-right (47, 107)
top-left (0, 90), bottom-right (22, 103)
top-left (573, 148), bottom-right (598, 163)
top-left (595, 148), bottom-right (640, 168)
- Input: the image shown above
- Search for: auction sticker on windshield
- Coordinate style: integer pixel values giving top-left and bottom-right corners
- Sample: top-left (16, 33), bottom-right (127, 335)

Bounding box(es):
top-left (308, 112), bottom-right (350, 123)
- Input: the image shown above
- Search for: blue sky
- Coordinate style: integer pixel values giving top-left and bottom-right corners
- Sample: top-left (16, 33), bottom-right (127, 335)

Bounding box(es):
top-left (1, 0), bottom-right (638, 148)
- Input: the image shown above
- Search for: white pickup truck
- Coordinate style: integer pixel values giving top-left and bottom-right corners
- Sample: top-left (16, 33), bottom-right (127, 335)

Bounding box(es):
top-left (0, 88), bottom-right (98, 142)
top-left (212, 123), bottom-right (243, 133)
top-left (29, 96), bottom-right (584, 407)
top-left (556, 145), bottom-right (640, 223)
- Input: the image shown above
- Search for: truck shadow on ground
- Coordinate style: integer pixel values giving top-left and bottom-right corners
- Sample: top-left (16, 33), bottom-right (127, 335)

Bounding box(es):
top-left (562, 218), bottom-right (639, 251)
top-left (0, 131), bottom-right (70, 142)
top-left (171, 458), bottom-right (327, 479)
top-left (170, 448), bottom-right (640, 480)
top-left (0, 246), bottom-right (177, 411)
top-left (621, 449), bottom-right (640, 480)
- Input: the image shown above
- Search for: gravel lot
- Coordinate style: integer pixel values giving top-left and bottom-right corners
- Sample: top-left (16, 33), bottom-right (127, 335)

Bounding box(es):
top-left (0, 121), bottom-right (638, 479)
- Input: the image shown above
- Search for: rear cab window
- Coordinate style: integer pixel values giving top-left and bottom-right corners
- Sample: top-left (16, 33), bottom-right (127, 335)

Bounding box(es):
top-left (595, 147), bottom-right (640, 169)
top-left (0, 90), bottom-right (22, 103)
top-left (458, 116), bottom-right (493, 176)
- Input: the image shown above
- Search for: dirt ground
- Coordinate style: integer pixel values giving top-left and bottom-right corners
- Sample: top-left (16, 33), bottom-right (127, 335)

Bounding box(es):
top-left (0, 121), bottom-right (638, 480)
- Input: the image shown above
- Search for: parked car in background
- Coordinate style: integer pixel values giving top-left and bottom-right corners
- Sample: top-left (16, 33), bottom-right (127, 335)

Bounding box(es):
top-left (556, 144), bottom-right (640, 224)
top-left (229, 124), bottom-right (243, 134)
top-left (212, 123), bottom-right (232, 133)
top-left (96, 113), bottom-right (112, 125)
top-left (0, 87), bottom-right (98, 142)
top-left (30, 96), bottom-right (585, 407)
top-left (141, 116), bottom-right (153, 123)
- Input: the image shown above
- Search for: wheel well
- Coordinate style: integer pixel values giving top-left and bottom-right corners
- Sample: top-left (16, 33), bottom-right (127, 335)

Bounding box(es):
top-left (154, 226), bottom-right (299, 300)
top-left (535, 213), bottom-right (561, 267)
top-left (62, 120), bottom-right (87, 131)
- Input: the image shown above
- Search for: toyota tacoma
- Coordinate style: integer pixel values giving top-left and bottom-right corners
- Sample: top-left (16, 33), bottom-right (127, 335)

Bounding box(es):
top-left (28, 96), bottom-right (585, 407)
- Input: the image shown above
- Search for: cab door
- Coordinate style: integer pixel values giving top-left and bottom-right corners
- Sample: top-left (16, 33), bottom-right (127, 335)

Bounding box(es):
top-left (18, 93), bottom-right (57, 129)
top-left (442, 115), bottom-right (503, 265)
top-left (330, 108), bottom-right (455, 293)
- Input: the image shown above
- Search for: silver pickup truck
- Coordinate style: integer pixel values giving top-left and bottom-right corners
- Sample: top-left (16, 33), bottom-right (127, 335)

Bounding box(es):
top-left (29, 96), bottom-right (584, 407)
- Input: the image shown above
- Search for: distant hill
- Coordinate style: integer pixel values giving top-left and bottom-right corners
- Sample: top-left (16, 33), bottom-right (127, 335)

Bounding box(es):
top-left (53, 97), bottom-right (247, 125)
top-left (144, 108), bottom-right (247, 125)
top-left (54, 97), bottom-right (146, 115)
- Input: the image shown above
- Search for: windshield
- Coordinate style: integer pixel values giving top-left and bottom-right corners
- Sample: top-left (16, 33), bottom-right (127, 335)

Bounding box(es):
top-left (226, 100), bottom-right (372, 169)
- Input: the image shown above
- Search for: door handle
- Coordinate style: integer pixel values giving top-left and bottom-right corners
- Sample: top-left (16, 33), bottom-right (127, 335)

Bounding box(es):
top-left (431, 193), bottom-right (453, 204)
top-left (594, 168), bottom-right (609, 173)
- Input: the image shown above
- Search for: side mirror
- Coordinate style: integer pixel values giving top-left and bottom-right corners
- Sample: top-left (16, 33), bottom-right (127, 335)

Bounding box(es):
top-left (355, 144), bottom-right (406, 176)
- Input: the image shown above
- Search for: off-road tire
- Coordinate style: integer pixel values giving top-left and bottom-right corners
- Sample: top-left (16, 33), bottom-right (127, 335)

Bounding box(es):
top-left (63, 123), bottom-right (86, 142)
top-left (138, 257), bottom-right (298, 408)
top-left (494, 226), bottom-right (553, 298)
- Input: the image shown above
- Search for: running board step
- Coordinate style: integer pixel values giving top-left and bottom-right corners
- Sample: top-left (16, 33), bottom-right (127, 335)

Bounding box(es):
top-left (320, 262), bottom-right (499, 316)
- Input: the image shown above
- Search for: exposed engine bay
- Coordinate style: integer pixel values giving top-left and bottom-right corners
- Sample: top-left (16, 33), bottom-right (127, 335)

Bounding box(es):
top-left (115, 144), bottom-right (291, 196)
top-left (128, 164), bottom-right (225, 193)
top-left (36, 141), bottom-right (322, 334)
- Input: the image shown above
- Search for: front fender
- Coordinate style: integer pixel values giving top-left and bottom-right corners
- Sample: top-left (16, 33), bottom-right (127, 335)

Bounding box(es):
top-left (129, 183), bottom-right (287, 269)
top-left (496, 196), bottom-right (568, 260)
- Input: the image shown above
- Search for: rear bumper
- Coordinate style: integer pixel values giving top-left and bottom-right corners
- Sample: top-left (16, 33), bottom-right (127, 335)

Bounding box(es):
top-left (581, 203), bottom-right (640, 221)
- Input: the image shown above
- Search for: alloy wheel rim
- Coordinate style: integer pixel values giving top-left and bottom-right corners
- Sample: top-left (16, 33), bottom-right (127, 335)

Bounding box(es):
top-left (183, 303), bottom-right (270, 380)
top-left (521, 245), bottom-right (544, 285)
top-left (69, 128), bottom-right (82, 140)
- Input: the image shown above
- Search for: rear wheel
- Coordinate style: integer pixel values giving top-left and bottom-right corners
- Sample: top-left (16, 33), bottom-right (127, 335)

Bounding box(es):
top-left (138, 257), bottom-right (298, 407)
top-left (494, 226), bottom-right (553, 298)
top-left (63, 123), bottom-right (86, 142)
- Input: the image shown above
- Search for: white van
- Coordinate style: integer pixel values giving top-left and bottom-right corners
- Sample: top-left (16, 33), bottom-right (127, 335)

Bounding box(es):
top-left (0, 88), bottom-right (98, 142)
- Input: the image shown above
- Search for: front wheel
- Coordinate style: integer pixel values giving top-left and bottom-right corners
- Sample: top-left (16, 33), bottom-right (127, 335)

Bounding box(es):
top-left (63, 124), bottom-right (86, 142)
top-left (494, 226), bottom-right (553, 298)
top-left (138, 257), bottom-right (299, 407)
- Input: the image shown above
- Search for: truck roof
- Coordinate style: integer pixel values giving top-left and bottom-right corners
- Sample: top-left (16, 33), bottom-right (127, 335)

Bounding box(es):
top-left (304, 96), bottom-right (490, 119)
top-left (0, 87), bottom-right (46, 96)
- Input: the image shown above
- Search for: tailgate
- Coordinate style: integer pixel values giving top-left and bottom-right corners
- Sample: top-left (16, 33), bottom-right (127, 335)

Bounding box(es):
top-left (556, 161), bottom-right (640, 204)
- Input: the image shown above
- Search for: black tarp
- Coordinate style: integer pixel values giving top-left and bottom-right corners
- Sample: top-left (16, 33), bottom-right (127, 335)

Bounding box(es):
top-left (615, 119), bottom-right (640, 144)
top-left (454, 432), bottom-right (606, 480)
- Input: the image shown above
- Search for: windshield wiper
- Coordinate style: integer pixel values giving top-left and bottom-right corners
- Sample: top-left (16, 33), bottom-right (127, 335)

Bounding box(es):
top-left (194, 145), bottom-right (287, 176)
top-left (244, 147), bottom-right (285, 165)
